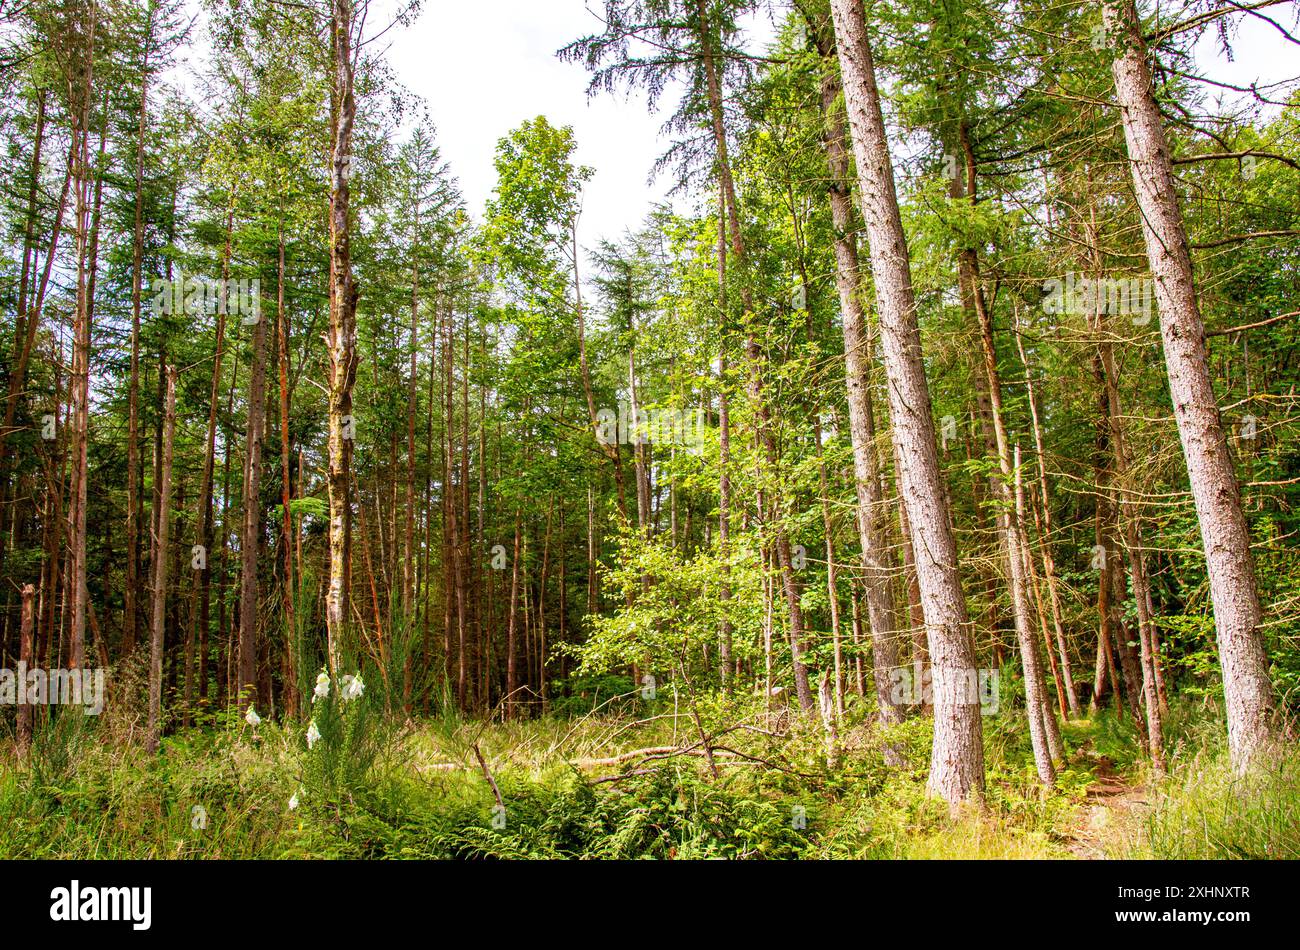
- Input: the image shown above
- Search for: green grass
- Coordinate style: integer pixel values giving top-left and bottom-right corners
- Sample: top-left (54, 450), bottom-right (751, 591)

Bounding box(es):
top-left (1118, 745), bottom-right (1300, 859)
top-left (1, 693), bottom-right (1293, 859)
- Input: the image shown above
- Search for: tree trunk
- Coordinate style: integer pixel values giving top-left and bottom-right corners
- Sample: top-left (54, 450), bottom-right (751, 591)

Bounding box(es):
top-left (325, 0), bottom-right (360, 675)
top-left (238, 284), bottom-right (270, 699)
top-left (505, 513), bottom-right (522, 717)
top-left (16, 584), bottom-right (35, 758)
top-left (124, 8), bottom-right (155, 659)
top-left (67, 12), bottom-right (98, 674)
top-left (812, 26), bottom-right (902, 730)
top-left (1105, 0), bottom-right (1277, 771)
top-left (276, 211), bottom-right (297, 717)
top-left (187, 190), bottom-right (235, 724)
top-left (830, 0), bottom-right (984, 803)
top-left (716, 191), bottom-right (733, 689)
top-left (964, 198), bottom-right (1056, 782)
top-left (1098, 321), bottom-right (1165, 771)
top-left (148, 367), bottom-right (176, 752)
top-left (1012, 310), bottom-right (1081, 717)
top-left (699, 0), bottom-right (813, 712)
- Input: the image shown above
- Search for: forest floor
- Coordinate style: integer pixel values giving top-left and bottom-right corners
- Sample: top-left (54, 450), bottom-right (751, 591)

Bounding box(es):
top-left (0, 696), bottom-right (1294, 859)
top-left (1062, 755), bottom-right (1148, 859)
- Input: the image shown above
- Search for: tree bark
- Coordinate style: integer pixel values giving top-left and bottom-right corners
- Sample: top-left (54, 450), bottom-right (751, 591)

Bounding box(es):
top-left (148, 367), bottom-right (176, 752)
top-left (699, 0), bottom-right (813, 712)
top-left (812, 24), bottom-right (903, 730)
top-left (276, 210), bottom-right (297, 717)
top-left (964, 199), bottom-right (1057, 782)
top-left (124, 5), bottom-right (155, 660)
top-left (1105, 0), bottom-right (1277, 771)
top-left (1012, 311), bottom-right (1081, 717)
top-left (66, 8), bottom-right (98, 674)
top-left (238, 284), bottom-right (270, 699)
top-left (16, 584), bottom-right (35, 757)
top-left (830, 0), bottom-right (984, 803)
top-left (325, 0), bottom-right (360, 675)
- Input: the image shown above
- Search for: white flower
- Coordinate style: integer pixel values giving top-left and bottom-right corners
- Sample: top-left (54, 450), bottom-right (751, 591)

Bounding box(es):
top-left (288, 790), bottom-right (300, 811)
top-left (341, 673), bottom-right (365, 701)
top-left (244, 706), bottom-right (261, 727)
top-left (313, 671), bottom-right (330, 702)
top-left (306, 720), bottom-right (321, 749)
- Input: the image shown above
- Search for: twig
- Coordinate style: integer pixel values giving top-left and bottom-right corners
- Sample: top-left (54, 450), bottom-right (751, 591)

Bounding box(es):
top-left (471, 742), bottom-right (504, 813)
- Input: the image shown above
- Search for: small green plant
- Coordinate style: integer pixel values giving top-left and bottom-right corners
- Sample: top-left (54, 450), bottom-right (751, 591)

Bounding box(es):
top-left (295, 663), bottom-right (402, 812)
top-left (23, 707), bottom-right (95, 803)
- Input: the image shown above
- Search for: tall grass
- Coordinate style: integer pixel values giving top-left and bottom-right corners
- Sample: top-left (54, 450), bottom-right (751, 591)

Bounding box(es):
top-left (1121, 745), bottom-right (1300, 859)
top-left (4, 675), bottom-right (1294, 859)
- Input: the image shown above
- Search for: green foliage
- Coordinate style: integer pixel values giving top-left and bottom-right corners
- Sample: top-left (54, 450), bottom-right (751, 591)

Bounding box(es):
top-left (296, 666), bottom-right (400, 808)
top-left (548, 673), bottom-right (639, 718)
top-left (573, 524), bottom-right (765, 686)
top-left (1121, 724), bottom-right (1300, 860)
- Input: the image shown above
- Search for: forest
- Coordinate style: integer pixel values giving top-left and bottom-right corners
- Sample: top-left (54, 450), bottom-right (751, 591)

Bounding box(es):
top-left (0, 0), bottom-right (1297, 863)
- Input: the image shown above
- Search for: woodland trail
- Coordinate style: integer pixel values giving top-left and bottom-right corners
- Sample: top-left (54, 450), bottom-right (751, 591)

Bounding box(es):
top-left (1065, 756), bottom-right (1149, 859)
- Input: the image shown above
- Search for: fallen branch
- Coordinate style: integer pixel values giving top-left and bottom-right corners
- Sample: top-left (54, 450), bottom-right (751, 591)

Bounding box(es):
top-left (471, 742), bottom-right (505, 813)
top-left (417, 742), bottom-right (744, 775)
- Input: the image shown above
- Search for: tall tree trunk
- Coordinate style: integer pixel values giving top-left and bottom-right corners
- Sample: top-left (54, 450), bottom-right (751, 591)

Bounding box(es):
top-left (505, 513), bottom-right (522, 717)
top-left (76, 100), bottom-right (109, 667)
top-left (148, 367), bottom-right (176, 752)
top-left (1092, 350), bottom-right (1141, 728)
top-left (187, 191), bottom-right (235, 724)
top-left (216, 321), bottom-right (240, 707)
top-left (276, 211), bottom-right (297, 717)
top-left (1105, 0), bottom-right (1277, 771)
top-left (16, 584), bottom-right (35, 757)
top-left (405, 247), bottom-right (420, 619)
top-left (0, 91), bottom-right (48, 595)
top-left (238, 285), bottom-right (271, 699)
top-left (812, 25), bottom-right (903, 730)
top-left (1012, 310), bottom-right (1081, 717)
top-left (959, 146), bottom-right (1057, 781)
top-left (699, 0), bottom-right (813, 712)
top-left (830, 0), bottom-right (984, 803)
top-left (1016, 446), bottom-right (1066, 764)
top-left (716, 191), bottom-right (733, 688)
top-left (66, 8), bottom-right (98, 674)
top-left (461, 307), bottom-right (476, 710)
top-left (1098, 319), bottom-right (1165, 771)
top-left (325, 0), bottom-right (360, 675)
top-left (124, 4), bottom-right (155, 659)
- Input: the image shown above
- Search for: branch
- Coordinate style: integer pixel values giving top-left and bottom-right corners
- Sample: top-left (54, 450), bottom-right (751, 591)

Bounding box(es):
top-left (1193, 229), bottom-right (1300, 249)
top-left (471, 742), bottom-right (505, 813)
top-left (1173, 150), bottom-right (1300, 173)
top-left (1206, 310), bottom-right (1300, 337)
top-left (1148, 0), bottom-right (1296, 43)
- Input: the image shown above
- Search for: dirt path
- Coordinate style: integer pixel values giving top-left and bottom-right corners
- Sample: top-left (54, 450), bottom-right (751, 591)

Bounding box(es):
top-left (1065, 756), bottom-right (1149, 859)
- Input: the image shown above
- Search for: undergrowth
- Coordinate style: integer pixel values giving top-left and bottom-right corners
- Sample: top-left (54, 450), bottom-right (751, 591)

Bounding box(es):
top-left (0, 687), bottom-right (1293, 859)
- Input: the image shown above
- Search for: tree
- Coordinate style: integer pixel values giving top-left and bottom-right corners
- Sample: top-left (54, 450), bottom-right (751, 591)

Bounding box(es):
top-left (1103, 0), bottom-right (1278, 772)
top-left (829, 0), bottom-right (984, 804)
top-left (325, 0), bottom-right (362, 675)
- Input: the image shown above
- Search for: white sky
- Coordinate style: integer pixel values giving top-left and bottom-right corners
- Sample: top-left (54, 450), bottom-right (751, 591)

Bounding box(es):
top-left (384, 1), bottom-right (1296, 254)
top-left (384, 0), bottom-right (778, 251)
